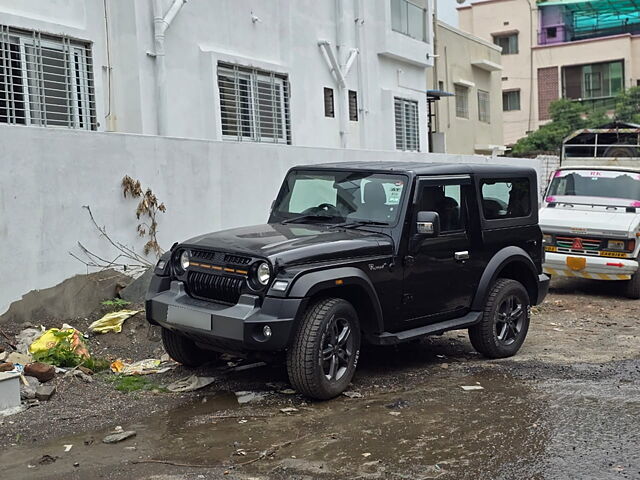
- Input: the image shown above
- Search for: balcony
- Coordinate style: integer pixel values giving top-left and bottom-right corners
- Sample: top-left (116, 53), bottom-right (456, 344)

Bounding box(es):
top-left (391, 0), bottom-right (427, 42)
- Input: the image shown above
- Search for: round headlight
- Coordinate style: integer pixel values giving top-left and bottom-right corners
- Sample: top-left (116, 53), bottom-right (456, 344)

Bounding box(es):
top-left (180, 250), bottom-right (190, 271)
top-left (256, 262), bottom-right (271, 286)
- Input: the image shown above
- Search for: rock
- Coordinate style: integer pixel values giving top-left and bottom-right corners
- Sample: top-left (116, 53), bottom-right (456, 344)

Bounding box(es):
top-left (78, 366), bottom-right (94, 376)
top-left (20, 376), bottom-right (41, 400)
top-left (0, 362), bottom-right (14, 372)
top-left (102, 430), bottom-right (136, 444)
top-left (119, 267), bottom-right (153, 304)
top-left (279, 407), bottom-right (299, 414)
top-left (35, 384), bottom-right (57, 401)
top-left (24, 362), bottom-right (55, 382)
top-left (234, 391), bottom-right (266, 404)
top-left (342, 391), bottom-right (363, 398)
top-left (65, 369), bottom-right (93, 383)
top-left (0, 351), bottom-right (7, 361)
top-left (6, 352), bottom-right (32, 365)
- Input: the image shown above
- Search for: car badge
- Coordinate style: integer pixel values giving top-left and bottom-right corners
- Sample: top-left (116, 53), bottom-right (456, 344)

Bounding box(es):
top-left (572, 238), bottom-right (584, 249)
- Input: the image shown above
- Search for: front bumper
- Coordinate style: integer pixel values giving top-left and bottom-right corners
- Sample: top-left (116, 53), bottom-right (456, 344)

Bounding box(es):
top-left (544, 252), bottom-right (638, 281)
top-left (146, 280), bottom-right (302, 352)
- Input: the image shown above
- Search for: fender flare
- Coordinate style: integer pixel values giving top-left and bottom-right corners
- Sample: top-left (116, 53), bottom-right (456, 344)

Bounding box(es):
top-left (471, 246), bottom-right (538, 311)
top-left (288, 266), bottom-right (385, 333)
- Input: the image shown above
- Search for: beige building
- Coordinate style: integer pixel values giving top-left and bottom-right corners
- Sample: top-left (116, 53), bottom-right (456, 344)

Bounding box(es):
top-left (428, 21), bottom-right (504, 155)
top-left (459, 0), bottom-right (640, 146)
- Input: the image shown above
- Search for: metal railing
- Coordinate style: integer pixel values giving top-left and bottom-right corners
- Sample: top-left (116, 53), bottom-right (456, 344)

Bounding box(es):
top-left (391, 0), bottom-right (427, 42)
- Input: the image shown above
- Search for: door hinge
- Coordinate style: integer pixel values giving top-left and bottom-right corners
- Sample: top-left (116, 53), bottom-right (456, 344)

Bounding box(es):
top-left (404, 255), bottom-right (415, 266)
top-left (402, 293), bottom-right (413, 304)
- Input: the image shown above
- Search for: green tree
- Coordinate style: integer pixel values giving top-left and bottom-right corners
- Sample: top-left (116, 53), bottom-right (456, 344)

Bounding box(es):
top-left (510, 87), bottom-right (640, 156)
top-left (614, 86), bottom-right (640, 124)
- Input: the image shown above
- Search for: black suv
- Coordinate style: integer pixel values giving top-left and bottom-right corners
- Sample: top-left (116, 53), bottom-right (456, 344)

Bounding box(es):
top-left (146, 162), bottom-right (549, 399)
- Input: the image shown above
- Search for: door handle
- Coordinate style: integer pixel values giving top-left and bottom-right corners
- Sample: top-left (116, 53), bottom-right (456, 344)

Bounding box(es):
top-left (455, 251), bottom-right (470, 261)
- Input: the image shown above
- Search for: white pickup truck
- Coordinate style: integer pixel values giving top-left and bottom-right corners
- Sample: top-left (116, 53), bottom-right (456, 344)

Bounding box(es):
top-left (540, 166), bottom-right (640, 298)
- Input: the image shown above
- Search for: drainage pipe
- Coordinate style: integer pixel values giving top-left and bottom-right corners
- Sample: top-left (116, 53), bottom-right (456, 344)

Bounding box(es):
top-left (153, 0), bottom-right (187, 136)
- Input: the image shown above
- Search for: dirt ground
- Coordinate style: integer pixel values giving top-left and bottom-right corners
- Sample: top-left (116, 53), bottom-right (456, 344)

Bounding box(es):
top-left (0, 277), bottom-right (639, 480)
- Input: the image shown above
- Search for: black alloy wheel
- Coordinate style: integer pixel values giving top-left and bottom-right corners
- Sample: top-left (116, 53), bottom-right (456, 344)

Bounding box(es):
top-left (469, 278), bottom-right (530, 358)
top-left (287, 298), bottom-right (361, 400)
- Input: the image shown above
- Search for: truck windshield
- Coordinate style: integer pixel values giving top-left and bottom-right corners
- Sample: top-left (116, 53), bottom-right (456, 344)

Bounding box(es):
top-left (271, 170), bottom-right (407, 225)
top-left (547, 169), bottom-right (640, 204)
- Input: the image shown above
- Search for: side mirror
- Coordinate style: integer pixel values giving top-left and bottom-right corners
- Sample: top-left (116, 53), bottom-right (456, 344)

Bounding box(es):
top-left (416, 211), bottom-right (440, 237)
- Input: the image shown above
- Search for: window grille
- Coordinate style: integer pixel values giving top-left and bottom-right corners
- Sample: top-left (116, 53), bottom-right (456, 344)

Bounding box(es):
top-left (218, 63), bottom-right (290, 144)
top-left (455, 85), bottom-right (469, 119)
top-left (394, 97), bottom-right (419, 151)
top-left (502, 90), bottom-right (521, 111)
top-left (0, 25), bottom-right (95, 129)
top-left (348, 90), bottom-right (358, 121)
top-left (478, 90), bottom-right (490, 123)
top-left (324, 87), bottom-right (334, 118)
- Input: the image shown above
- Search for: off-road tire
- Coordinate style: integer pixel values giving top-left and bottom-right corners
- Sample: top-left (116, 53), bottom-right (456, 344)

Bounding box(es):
top-left (287, 298), bottom-right (361, 400)
top-left (624, 273), bottom-right (640, 299)
top-left (469, 278), bottom-right (530, 359)
top-left (161, 327), bottom-right (210, 367)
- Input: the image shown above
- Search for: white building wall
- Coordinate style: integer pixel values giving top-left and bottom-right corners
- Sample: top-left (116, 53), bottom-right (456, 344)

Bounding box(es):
top-left (0, 124), bottom-right (544, 315)
top-left (0, 0), bottom-right (435, 151)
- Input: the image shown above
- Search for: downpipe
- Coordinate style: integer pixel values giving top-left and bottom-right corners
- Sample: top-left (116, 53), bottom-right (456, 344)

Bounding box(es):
top-left (153, 0), bottom-right (187, 136)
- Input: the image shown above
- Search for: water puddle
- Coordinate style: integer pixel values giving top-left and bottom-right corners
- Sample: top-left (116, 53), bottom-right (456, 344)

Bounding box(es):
top-left (0, 370), bottom-right (552, 479)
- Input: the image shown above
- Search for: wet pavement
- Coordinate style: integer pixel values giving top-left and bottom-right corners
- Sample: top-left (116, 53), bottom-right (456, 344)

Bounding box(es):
top-left (1, 281), bottom-right (640, 479)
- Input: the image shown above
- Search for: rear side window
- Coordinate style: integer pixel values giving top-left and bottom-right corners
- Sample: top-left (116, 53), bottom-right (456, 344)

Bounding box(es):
top-left (481, 178), bottom-right (531, 219)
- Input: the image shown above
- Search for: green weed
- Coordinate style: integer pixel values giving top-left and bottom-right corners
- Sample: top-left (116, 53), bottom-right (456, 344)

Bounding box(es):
top-left (101, 298), bottom-right (132, 309)
top-left (111, 376), bottom-right (163, 393)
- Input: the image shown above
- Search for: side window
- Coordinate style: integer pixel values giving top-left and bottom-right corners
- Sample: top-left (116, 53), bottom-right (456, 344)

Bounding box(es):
top-left (481, 178), bottom-right (531, 220)
top-left (418, 183), bottom-right (465, 233)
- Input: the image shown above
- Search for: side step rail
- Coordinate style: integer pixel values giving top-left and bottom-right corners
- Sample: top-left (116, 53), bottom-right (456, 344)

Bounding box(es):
top-left (367, 311), bottom-right (482, 346)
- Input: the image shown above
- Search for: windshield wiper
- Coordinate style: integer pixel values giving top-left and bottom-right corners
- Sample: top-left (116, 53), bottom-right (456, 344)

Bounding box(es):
top-left (329, 220), bottom-right (389, 229)
top-left (281, 214), bottom-right (336, 224)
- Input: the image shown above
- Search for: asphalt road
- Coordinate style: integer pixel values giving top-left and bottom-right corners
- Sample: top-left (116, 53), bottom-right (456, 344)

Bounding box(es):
top-left (1, 277), bottom-right (639, 480)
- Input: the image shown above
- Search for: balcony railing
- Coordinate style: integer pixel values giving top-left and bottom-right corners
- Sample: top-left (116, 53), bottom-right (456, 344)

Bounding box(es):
top-left (391, 0), bottom-right (427, 42)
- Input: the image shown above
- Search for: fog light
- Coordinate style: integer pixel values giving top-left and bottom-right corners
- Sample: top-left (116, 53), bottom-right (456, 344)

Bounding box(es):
top-left (263, 325), bottom-right (272, 338)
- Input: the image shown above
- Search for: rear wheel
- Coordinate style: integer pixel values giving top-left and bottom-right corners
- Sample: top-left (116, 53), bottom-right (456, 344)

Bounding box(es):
top-left (161, 328), bottom-right (211, 367)
top-left (624, 273), bottom-right (640, 299)
top-left (287, 298), bottom-right (361, 400)
top-left (469, 278), bottom-right (530, 358)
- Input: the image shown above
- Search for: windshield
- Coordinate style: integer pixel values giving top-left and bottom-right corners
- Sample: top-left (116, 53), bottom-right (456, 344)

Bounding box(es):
top-left (547, 169), bottom-right (640, 205)
top-left (271, 170), bottom-right (408, 225)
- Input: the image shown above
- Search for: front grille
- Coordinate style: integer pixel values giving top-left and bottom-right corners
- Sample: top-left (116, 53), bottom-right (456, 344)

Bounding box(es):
top-left (187, 270), bottom-right (243, 304)
top-left (224, 253), bottom-right (251, 265)
top-left (556, 236), bottom-right (601, 251)
top-left (191, 249), bottom-right (223, 263)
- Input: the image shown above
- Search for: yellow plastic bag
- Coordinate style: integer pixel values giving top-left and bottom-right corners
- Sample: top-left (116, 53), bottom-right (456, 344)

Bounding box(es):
top-left (89, 310), bottom-right (140, 334)
top-left (29, 327), bottom-right (90, 358)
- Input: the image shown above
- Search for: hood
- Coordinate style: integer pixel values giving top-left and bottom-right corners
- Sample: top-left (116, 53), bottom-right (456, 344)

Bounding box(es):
top-left (181, 223), bottom-right (393, 265)
top-left (540, 205), bottom-right (639, 238)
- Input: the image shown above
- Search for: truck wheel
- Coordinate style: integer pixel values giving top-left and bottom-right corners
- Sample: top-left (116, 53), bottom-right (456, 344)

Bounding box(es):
top-left (469, 279), bottom-right (530, 359)
top-left (624, 273), bottom-right (640, 299)
top-left (286, 298), bottom-right (361, 400)
top-left (161, 328), bottom-right (210, 367)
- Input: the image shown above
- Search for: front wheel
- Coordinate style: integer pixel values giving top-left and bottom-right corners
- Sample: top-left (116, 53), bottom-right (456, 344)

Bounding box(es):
top-left (624, 272), bottom-right (640, 299)
top-left (161, 328), bottom-right (212, 367)
top-left (287, 298), bottom-right (361, 400)
top-left (469, 278), bottom-right (530, 358)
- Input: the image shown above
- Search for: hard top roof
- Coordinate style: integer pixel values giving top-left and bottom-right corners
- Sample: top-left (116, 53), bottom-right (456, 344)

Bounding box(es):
top-left (558, 165), bottom-right (640, 174)
top-left (292, 161), bottom-right (535, 176)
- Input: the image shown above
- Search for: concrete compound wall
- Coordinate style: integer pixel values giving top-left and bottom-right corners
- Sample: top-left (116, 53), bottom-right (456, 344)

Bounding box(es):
top-left (0, 124), bottom-right (543, 315)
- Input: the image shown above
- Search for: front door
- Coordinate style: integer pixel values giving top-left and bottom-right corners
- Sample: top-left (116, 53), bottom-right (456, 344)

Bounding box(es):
top-left (403, 176), bottom-right (478, 323)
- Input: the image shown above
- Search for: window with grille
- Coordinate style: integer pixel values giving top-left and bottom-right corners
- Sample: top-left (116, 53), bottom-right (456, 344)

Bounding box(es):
top-left (502, 90), bottom-right (521, 111)
top-left (394, 97), bottom-right (419, 151)
top-left (478, 90), bottom-right (490, 123)
top-left (348, 90), bottom-right (358, 121)
top-left (493, 33), bottom-right (518, 54)
top-left (218, 63), bottom-right (290, 144)
top-left (0, 26), bottom-right (95, 129)
top-left (454, 85), bottom-right (469, 119)
top-left (324, 87), bottom-right (334, 118)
